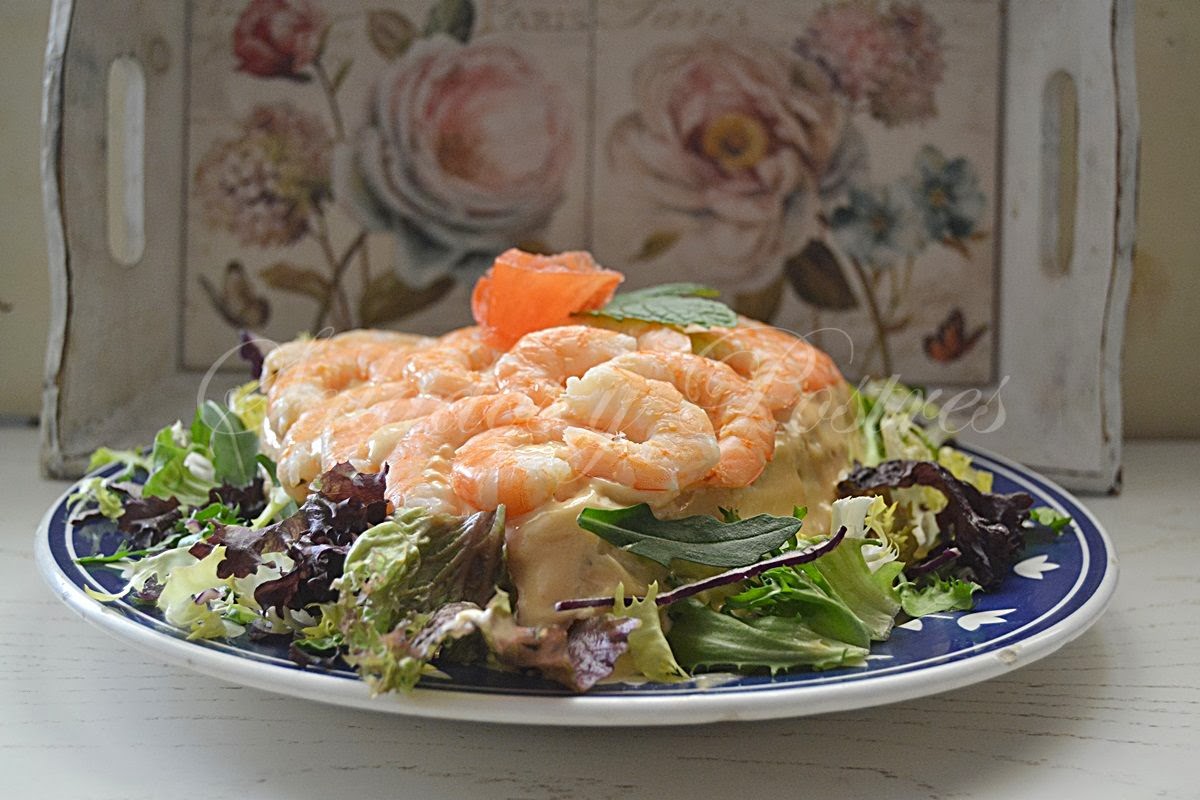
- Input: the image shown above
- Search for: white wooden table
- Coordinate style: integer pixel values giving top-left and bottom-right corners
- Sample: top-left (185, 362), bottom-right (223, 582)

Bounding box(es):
top-left (2, 425), bottom-right (1197, 800)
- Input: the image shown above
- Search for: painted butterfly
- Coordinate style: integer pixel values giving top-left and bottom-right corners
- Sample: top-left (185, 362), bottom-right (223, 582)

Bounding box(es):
top-left (923, 309), bottom-right (987, 363)
top-left (199, 261), bottom-right (270, 329)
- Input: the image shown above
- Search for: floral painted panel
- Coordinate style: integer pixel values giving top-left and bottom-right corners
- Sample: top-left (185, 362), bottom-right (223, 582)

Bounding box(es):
top-left (183, 0), bottom-right (1001, 385)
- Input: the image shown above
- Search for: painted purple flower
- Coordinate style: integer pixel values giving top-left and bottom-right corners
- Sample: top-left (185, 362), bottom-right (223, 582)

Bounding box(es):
top-left (798, 1), bottom-right (945, 127)
top-left (798, 2), bottom-right (896, 102)
top-left (194, 102), bottom-right (331, 247)
top-left (869, 3), bottom-right (946, 126)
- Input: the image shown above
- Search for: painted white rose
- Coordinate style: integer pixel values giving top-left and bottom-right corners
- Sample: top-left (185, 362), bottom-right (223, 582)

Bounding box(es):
top-left (609, 37), bottom-right (859, 292)
top-left (336, 36), bottom-right (573, 284)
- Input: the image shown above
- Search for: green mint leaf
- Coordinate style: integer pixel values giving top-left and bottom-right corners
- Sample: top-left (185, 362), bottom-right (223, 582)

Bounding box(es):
top-left (576, 504), bottom-right (803, 568)
top-left (587, 283), bottom-right (736, 328)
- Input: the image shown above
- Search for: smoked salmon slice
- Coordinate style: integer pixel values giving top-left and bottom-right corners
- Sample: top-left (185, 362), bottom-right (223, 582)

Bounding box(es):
top-left (472, 249), bottom-right (623, 348)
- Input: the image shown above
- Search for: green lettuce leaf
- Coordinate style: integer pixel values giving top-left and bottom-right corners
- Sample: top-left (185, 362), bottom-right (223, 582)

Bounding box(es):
top-left (328, 507), bottom-right (506, 693)
top-left (1029, 506), bottom-right (1072, 534)
top-left (576, 504), bottom-right (804, 568)
top-left (854, 379), bottom-right (947, 466)
top-left (229, 380), bottom-right (267, 432)
top-left (937, 446), bottom-right (993, 493)
top-left (193, 401), bottom-right (258, 487)
top-left (67, 477), bottom-right (125, 520)
top-left (141, 424), bottom-right (216, 507)
top-left (613, 582), bottom-right (688, 682)
top-left (86, 446), bottom-right (152, 476)
top-left (666, 600), bottom-right (868, 673)
top-left (724, 566), bottom-right (871, 649)
top-left (899, 576), bottom-right (981, 617)
top-left (804, 497), bottom-right (902, 641)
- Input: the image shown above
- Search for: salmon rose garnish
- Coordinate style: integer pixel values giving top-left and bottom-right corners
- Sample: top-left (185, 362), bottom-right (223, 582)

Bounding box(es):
top-left (471, 249), bottom-right (624, 348)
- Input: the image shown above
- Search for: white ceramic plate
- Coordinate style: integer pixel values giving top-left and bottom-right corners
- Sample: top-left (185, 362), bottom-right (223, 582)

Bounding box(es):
top-left (36, 445), bottom-right (1116, 726)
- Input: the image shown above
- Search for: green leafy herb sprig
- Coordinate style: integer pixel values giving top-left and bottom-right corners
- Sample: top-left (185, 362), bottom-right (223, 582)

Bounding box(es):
top-left (585, 283), bottom-right (737, 329)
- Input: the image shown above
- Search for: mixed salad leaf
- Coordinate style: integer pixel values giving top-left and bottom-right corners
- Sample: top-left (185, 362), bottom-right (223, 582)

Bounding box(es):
top-left (837, 460), bottom-right (1033, 589)
top-left (69, 374), bottom-right (1058, 693)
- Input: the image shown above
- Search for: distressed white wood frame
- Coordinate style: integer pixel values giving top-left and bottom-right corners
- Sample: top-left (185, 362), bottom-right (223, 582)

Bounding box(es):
top-left (40, 0), bottom-right (1138, 492)
top-left (954, 0), bottom-right (1137, 493)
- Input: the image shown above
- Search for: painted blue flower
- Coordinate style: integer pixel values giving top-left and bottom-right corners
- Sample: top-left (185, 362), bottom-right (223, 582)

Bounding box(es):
top-left (909, 145), bottom-right (985, 242)
top-left (829, 183), bottom-right (925, 269)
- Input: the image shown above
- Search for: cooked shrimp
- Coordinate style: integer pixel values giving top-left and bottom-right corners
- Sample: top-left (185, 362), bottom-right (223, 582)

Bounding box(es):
top-left (323, 395), bottom-right (445, 467)
top-left (548, 364), bottom-right (720, 493)
top-left (261, 330), bottom-right (430, 392)
top-left (604, 351), bottom-right (776, 488)
top-left (692, 318), bottom-right (843, 418)
top-left (275, 382), bottom-right (442, 498)
top-left (635, 325), bottom-right (692, 353)
top-left (262, 331), bottom-right (431, 439)
top-left (494, 326), bottom-right (637, 405)
top-left (383, 393), bottom-right (538, 514)
top-left (369, 326), bottom-right (503, 400)
top-left (581, 317), bottom-right (694, 354)
top-left (450, 418), bottom-right (575, 515)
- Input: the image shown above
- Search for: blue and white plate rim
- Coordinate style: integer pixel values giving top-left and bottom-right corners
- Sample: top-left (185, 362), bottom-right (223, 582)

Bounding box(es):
top-left (34, 444), bottom-right (1118, 726)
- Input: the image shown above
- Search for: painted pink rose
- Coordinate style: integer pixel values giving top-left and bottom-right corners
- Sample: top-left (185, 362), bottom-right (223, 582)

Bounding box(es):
top-left (336, 37), bottom-right (573, 283)
top-left (609, 38), bottom-right (852, 290)
top-left (233, 0), bottom-right (327, 78)
top-left (798, 1), bottom-right (945, 127)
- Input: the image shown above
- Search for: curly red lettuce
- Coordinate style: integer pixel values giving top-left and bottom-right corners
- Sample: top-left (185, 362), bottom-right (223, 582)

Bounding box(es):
top-left (189, 463), bottom-right (388, 612)
top-left (837, 460), bottom-right (1033, 589)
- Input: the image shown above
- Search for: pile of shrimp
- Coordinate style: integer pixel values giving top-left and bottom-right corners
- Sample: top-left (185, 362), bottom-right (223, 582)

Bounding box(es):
top-left (260, 318), bottom-right (843, 518)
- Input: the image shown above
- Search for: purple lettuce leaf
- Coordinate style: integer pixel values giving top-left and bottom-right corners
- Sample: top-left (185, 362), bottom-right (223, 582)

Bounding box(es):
top-left (837, 460), bottom-right (1033, 589)
top-left (116, 495), bottom-right (182, 550)
top-left (479, 595), bottom-right (639, 692)
top-left (255, 541), bottom-right (348, 613)
top-left (207, 478), bottom-right (267, 520)
top-left (189, 462), bottom-right (387, 590)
